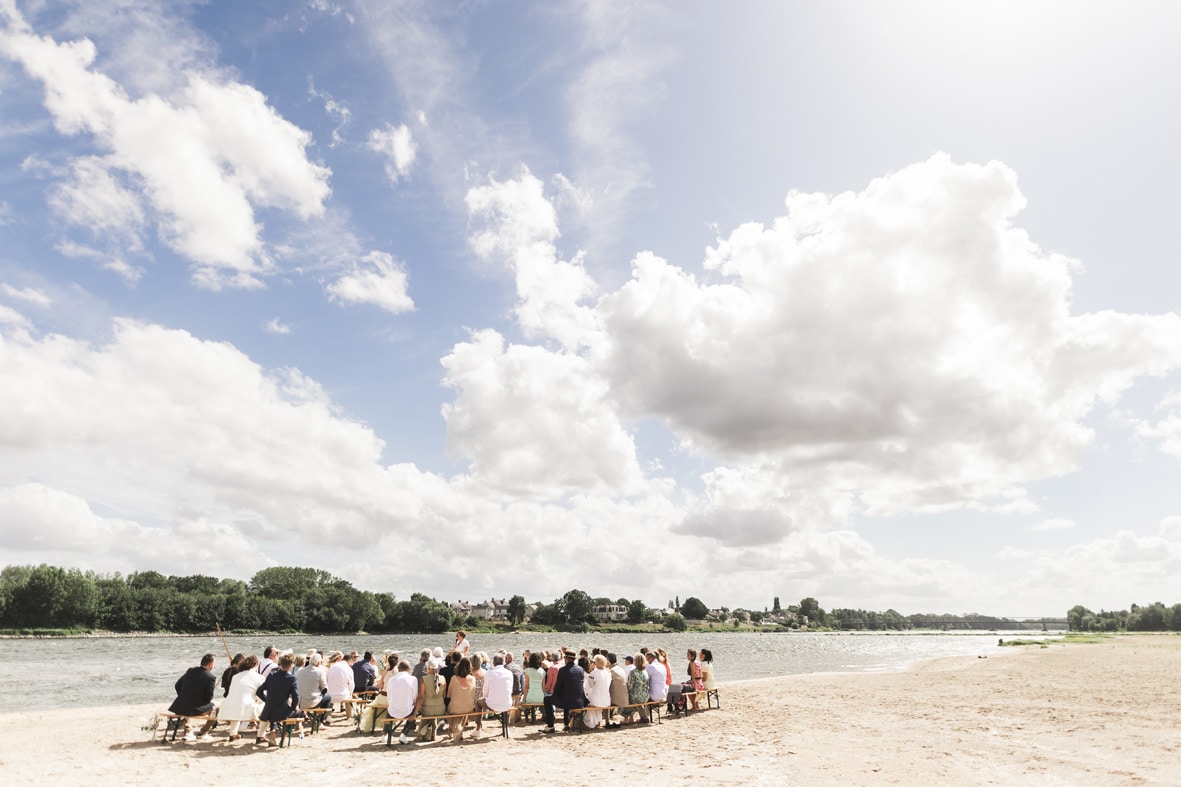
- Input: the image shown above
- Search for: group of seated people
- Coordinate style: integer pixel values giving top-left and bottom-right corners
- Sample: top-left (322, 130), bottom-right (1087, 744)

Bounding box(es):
top-left (167, 630), bottom-right (716, 745)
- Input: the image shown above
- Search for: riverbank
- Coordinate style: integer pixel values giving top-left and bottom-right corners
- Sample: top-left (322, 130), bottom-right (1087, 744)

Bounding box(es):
top-left (1, 634), bottom-right (1176, 784)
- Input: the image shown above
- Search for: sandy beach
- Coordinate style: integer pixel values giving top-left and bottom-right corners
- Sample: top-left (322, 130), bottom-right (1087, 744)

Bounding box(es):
top-left (2, 635), bottom-right (1179, 785)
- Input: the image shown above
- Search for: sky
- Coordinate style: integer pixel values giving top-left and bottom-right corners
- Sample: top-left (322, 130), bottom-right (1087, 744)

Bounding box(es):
top-left (2, 0), bottom-right (1180, 617)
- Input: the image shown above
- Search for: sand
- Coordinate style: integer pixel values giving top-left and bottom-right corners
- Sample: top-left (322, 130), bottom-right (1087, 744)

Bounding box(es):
top-left (2, 635), bottom-right (1179, 785)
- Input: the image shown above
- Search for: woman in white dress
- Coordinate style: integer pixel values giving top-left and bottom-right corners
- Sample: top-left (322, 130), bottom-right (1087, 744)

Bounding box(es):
top-left (222, 655), bottom-right (265, 740)
top-left (583, 654), bottom-right (612, 729)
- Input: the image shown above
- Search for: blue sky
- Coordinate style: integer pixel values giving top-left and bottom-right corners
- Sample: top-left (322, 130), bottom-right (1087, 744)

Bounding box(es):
top-left (2, 0), bottom-right (1181, 616)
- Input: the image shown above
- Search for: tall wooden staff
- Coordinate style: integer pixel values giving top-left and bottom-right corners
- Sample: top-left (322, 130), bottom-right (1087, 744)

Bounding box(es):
top-left (215, 622), bottom-right (233, 662)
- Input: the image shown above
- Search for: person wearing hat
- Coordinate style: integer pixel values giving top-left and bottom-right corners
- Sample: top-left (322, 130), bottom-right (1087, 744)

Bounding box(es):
top-left (541, 649), bottom-right (586, 733)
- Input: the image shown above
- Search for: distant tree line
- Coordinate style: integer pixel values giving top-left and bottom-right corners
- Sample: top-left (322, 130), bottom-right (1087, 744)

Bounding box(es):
top-left (0, 564), bottom-right (691, 634)
top-left (1068, 602), bottom-right (1181, 632)
top-left (7, 562), bottom-right (1123, 634)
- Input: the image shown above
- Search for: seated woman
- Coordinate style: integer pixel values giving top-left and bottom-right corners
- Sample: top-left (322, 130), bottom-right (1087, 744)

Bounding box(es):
top-left (685, 648), bottom-right (705, 710)
top-left (469, 653), bottom-right (487, 736)
top-left (359, 653), bottom-right (398, 733)
top-left (255, 653), bottom-right (302, 745)
top-left (445, 658), bottom-right (476, 742)
top-left (583, 654), bottom-right (612, 729)
top-left (624, 651), bottom-right (650, 723)
top-left (523, 652), bottom-right (546, 707)
top-left (220, 653), bottom-right (244, 698)
top-left (416, 659), bottom-right (447, 741)
top-left (700, 648), bottom-right (716, 697)
top-left (222, 655), bottom-right (264, 740)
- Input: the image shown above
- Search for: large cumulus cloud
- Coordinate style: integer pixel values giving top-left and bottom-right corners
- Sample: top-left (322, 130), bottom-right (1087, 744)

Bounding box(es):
top-left (597, 155), bottom-right (1181, 531)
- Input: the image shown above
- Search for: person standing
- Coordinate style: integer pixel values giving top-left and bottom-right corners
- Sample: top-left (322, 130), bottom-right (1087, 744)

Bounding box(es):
top-left (454, 630), bottom-right (471, 657)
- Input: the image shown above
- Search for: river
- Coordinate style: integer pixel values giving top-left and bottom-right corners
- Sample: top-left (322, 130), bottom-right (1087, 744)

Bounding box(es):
top-left (0, 630), bottom-right (1059, 712)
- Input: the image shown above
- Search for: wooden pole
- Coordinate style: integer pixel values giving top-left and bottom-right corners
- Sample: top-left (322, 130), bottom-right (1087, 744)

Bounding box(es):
top-left (215, 622), bottom-right (233, 662)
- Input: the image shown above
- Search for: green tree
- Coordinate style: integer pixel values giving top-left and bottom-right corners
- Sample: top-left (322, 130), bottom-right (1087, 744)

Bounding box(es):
top-left (1067, 604), bottom-right (1092, 632)
top-left (627, 598), bottom-right (647, 624)
top-left (798, 597), bottom-right (825, 625)
top-left (556, 589), bottom-right (595, 628)
top-left (665, 612), bottom-right (687, 632)
top-left (507, 595), bottom-right (527, 626)
top-left (681, 596), bottom-right (709, 619)
top-left (772, 596), bottom-right (781, 613)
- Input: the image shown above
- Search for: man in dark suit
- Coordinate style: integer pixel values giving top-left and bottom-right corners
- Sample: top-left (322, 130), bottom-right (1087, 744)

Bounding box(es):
top-left (541, 649), bottom-right (586, 733)
top-left (353, 650), bottom-right (378, 693)
top-left (168, 653), bottom-right (218, 738)
top-left (256, 652), bottom-right (302, 745)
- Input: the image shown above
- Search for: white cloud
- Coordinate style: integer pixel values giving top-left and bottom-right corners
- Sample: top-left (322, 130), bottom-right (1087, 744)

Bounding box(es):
top-left (367, 122), bottom-right (416, 183)
top-left (1029, 517), bottom-right (1076, 532)
top-left (327, 250), bottom-right (414, 314)
top-left (440, 329), bottom-right (644, 497)
top-left (999, 528), bottom-right (1181, 611)
top-left (1161, 516), bottom-right (1181, 539)
top-left (596, 154), bottom-right (1181, 529)
top-left (0, 314), bottom-right (689, 601)
top-left (48, 154), bottom-right (146, 247)
top-left (0, 482), bottom-right (268, 576)
top-left (263, 318), bottom-right (291, 335)
top-left (466, 168), bottom-right (599, 350)
top-left (55, 240), bottom-right (144, 284)
top-left (0, 6), bottom-right (331, 287)
top-left (0, 304), bottom-right (31, 329)
top-left (0, 283), bottom-right (50, 307)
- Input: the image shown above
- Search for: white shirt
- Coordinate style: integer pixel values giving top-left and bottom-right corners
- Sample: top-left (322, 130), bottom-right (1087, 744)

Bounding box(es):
top-left (454, 637), bottom-right (470, 656)
top-left (386, 671), bottom-right (419, 718)
top-left (326, 661), bottom-right (355, 701)
top-left (481, 664), bottom-right (514, 713)
top-left (646, 662), bottom-right (668, 701)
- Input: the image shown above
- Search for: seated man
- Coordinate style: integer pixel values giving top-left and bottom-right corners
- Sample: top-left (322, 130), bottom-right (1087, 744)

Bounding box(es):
top-left (296, 652), bottom-right (333, 718)
top-left (386, 660), bottom-right (423, 745)
top-left (483, 653), bottom-right (515, 721)
top-left (325, 651), bottom-right (355, 710)
top-left (255, 653), bottom-right (302, 745)
top-left (353, 650), bottom-right (379, 693)
top-left (169, 653), bottom-right (218, 739)
top-left (645, 651), bottom-right (669, 715)
top-left (541, 650), bottom-right (585, 733)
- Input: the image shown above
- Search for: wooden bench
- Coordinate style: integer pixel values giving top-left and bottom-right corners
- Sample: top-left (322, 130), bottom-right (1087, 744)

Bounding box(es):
top-left (158, 712), bottom-right (214, 742)
top-left (515, 702), bottom-right (543, 724)
top-left (563, 700), bottom-right (663, 732)
top-left (338, 697), bottom-right (369, 726)
top-left (304, 707), bottom-right (331, 734)
top-left (382, 709), bottom-right (512, 745)
top-left (668, 688), bottom-right (721, 717)
top-left (273, 716), bottom-right (306, 748)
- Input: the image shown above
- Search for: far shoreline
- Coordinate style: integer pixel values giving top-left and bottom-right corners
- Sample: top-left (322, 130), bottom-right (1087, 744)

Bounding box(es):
top-left (0, 627), bottom-right (1067, 640)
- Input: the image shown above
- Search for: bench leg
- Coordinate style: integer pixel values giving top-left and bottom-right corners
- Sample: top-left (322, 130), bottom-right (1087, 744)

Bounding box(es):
top-left (499, 712), bottom-right (509, 738)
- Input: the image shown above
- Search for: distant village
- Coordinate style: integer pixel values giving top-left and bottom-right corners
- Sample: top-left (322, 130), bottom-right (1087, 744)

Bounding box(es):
top-left (445, 598), bottom-right (807, 627)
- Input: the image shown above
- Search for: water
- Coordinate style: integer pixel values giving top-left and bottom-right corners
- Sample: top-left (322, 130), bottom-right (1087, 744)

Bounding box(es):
top-left (0, 630), bottom-right (1055, 712)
